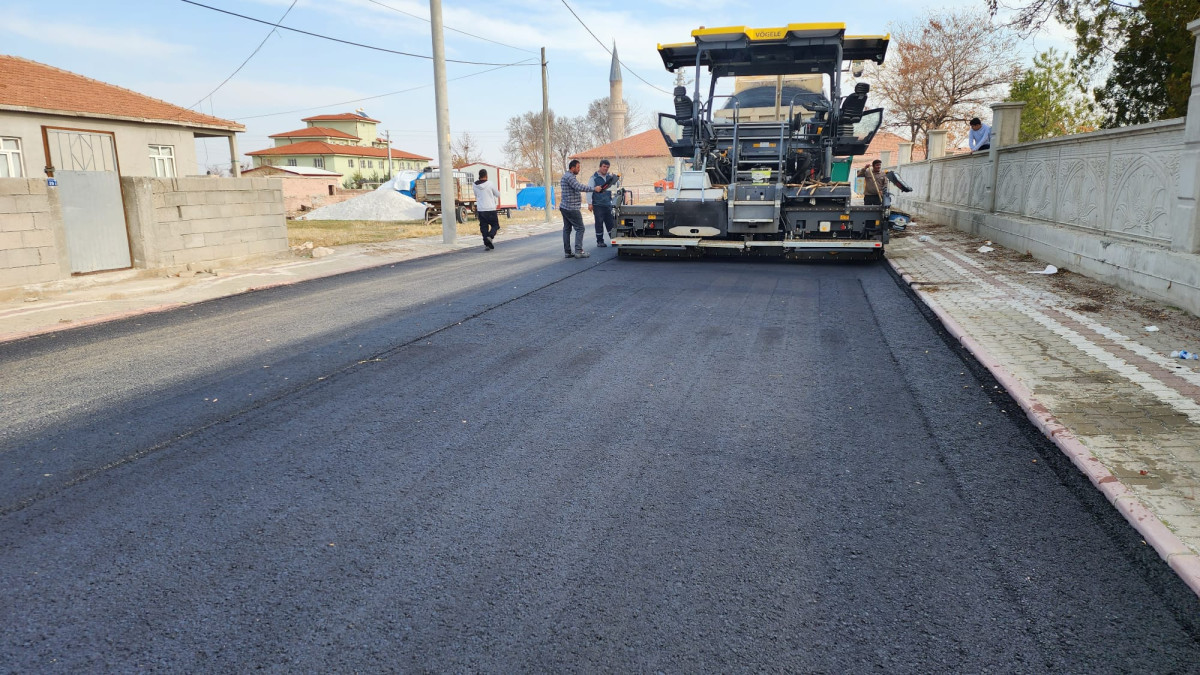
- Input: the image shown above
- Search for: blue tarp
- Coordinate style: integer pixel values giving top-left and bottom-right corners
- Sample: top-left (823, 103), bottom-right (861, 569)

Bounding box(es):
top-left (517, 186), bottom-right (555, 209)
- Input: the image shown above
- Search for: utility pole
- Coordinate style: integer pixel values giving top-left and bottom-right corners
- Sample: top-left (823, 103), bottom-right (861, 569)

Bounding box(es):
top-left (430, 0), bottom-right (456, 244)
top-left (542, 47), bottom-right (552, 225)
top-left (386, 130), bottom-right (393, 181)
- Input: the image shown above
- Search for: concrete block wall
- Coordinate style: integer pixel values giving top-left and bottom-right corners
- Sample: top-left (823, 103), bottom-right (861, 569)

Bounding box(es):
top-left (123, 176), bottom-right (288, 268)
top-left (0, 178), bottom-right (66, 288)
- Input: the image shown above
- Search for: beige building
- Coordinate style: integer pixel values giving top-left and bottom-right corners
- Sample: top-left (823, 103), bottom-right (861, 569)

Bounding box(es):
top-left (247, 112), bottom-right (430, 185)
top-left (713, 75), bottom-right (826, 123)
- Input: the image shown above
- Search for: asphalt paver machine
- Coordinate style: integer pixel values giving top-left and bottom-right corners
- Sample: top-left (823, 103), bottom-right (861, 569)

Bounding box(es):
top-left (614, 24), bottom-right (903, 260)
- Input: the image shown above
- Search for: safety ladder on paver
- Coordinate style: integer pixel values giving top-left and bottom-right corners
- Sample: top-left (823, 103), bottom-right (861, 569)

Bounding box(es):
top-left (721, 115), bottom-right (790, 230)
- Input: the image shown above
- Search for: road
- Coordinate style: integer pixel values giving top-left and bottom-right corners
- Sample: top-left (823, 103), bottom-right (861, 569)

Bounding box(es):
top-left (2, 233), bottom-right (1199, 671)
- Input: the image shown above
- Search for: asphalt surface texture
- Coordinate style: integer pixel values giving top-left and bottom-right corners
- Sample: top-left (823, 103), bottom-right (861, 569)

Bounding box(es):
top-left (3, 233), bottom-right (1200, 672)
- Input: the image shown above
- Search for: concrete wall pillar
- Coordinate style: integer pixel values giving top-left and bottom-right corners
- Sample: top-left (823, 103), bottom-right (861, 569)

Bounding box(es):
top-left (898, 142), bottom-right (913, 166)
top-left (121, 177), bottom-right (158, 268)
top-left (990, 102), bottom-right (1026, 148)
top-left (927, 129), bottom-right (948, 159)
top-left (926, 130), bottom-right (948, 202)
top-left (879, 150), bottom-right (892, 167)
top-left (228, 134), bottom-right (241, 178)
top-left (1169, 19), bottom-right (1200, 253)
top-left (986, 102), bottom-right (1026, 213)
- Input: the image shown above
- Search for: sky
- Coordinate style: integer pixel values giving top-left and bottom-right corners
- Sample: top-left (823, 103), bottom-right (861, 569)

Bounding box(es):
top-left (0, 0), bottom-right (1073, 173)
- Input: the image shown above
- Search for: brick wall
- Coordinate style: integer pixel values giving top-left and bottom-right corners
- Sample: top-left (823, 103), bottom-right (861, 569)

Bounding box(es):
top-left (123, 177), bottom-right (288, 268)
top-left (0, 179), bottom-right (66, 288)
top-left (277, 176), bottom-right (347, 216)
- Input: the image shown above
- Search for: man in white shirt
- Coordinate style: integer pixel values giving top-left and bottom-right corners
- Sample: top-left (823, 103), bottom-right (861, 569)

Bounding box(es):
top-left (472, 169), bottom-right (502, 250)
top-left (968, 117), bottom-right (992, 152)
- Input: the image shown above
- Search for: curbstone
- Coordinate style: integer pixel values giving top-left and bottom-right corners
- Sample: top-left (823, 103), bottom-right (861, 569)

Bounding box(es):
top-left (889, 255), bottom-right (1200, 600)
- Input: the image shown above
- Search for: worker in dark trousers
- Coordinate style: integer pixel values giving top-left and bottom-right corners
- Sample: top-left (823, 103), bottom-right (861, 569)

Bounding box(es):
top-left (472, 168), bottom-right (501, 250)
top-left (587, 159), bottom-right (618, 247)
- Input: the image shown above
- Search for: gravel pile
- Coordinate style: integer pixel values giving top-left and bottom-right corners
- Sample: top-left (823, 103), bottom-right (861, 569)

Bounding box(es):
top-left (300, 188), bottom-right (430, 221)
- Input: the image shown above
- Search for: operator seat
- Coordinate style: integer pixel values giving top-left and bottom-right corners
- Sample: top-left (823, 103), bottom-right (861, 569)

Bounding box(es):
top-left (674, 86), bottom-right (696, 143)
top-left (838, 82), bottom-right (870, 136)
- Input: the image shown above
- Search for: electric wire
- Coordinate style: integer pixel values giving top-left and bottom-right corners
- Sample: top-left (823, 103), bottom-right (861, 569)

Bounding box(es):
top-left (234, 60), bottom-right (536, 120)
top-left (188, 0), bottom-right (298, 110)
top-left (557, 0), bottom-right (672, 95)
top-left (364, 0), bottom-right (538, 55)
top-left (178, 0), bottom-right (536, 66)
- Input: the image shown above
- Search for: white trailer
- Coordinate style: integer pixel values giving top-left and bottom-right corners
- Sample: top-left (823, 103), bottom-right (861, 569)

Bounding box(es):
top-left (460, 162), bottom-right (519, 216)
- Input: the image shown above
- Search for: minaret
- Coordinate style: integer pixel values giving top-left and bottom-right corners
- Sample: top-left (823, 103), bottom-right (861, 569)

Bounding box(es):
top-left (608, 43), bottom-right (627, 142)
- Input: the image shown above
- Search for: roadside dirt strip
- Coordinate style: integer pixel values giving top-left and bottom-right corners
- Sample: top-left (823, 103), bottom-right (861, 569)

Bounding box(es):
top-left (887, 222), bottom-right (1200, 597)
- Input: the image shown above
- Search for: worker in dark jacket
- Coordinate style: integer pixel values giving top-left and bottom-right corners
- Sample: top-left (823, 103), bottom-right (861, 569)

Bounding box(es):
top-left (587, 159), bottom-right (618, 247)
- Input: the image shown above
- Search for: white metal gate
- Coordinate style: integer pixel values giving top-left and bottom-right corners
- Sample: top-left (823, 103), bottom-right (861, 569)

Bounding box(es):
top-left (44, 128), bottom-right (131, 273)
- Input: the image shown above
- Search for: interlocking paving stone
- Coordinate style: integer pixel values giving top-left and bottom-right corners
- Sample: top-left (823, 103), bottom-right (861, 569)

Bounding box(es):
top-left (890, 222), bottom-right (1200, 562)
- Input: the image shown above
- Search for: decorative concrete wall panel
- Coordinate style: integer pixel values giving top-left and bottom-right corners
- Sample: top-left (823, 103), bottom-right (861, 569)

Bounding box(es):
top-left (889, 118), bottom-right (1197, 317)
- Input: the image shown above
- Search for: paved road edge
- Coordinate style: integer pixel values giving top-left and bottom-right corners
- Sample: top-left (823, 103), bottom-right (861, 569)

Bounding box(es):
top-left (888, 257), bottom-right (1200, 600)
top-left (0, 224), bottom-right (561, 345)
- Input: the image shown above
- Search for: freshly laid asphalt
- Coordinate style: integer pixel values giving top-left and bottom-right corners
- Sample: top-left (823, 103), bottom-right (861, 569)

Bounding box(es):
top-left (2, 233), bottom-right (1200, 671)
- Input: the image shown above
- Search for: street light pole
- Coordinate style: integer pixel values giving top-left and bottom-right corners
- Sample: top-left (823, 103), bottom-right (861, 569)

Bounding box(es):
top-left (430, 0), bottom-right (455, 244)
top-left (542, 47), bottom-right (552, 225)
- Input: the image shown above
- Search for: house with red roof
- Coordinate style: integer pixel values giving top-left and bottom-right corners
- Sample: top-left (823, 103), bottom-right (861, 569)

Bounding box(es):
top-left (570, 129), bottom-right (673, 201)
top-left (247, 111), bottom-right (430, 186)
top-left (0, 55), bottom-right (243, 180)
top-left (0, 55), bottom-right (288, 286)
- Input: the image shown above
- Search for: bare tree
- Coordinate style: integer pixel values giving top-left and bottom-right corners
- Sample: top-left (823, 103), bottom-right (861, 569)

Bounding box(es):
top-left (503, 110), bottom-right (562, 183)
top-left (578, 97), bottom-right (648, 149)
top-left (868, 10), bottom-right (1021, 150)
top-left (504, 102), bottom-right (654, 183)
top-left (451, 131), bottom-right (483, 168)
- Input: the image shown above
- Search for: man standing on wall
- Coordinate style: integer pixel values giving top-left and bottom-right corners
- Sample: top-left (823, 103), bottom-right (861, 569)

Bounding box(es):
top-left (472, 169), bottom-right (501, 250)
top-left (969, 117), bottom-right (992, 153)
top-left (587, 159), bottom-right (618, 247)
top-left (560, 159), bottom-right (602, 258)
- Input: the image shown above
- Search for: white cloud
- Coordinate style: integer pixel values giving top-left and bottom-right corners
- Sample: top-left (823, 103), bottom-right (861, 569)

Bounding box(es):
top-left (0, 14), bottom-right (190, 57)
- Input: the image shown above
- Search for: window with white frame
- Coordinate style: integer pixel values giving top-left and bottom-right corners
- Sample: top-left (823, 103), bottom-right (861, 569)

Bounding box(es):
top-left (287, 158), bottom-right (298, 166)
top-left (149, 145), bottom-right (176, 177)
top-left (314, 157), bottom-right (325, 169)
top-left (348, 159), bottom-right (355, 168)
top-left (1, 137), bottom-right (25, 178)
